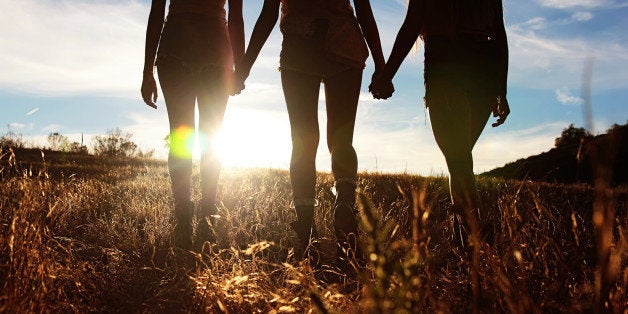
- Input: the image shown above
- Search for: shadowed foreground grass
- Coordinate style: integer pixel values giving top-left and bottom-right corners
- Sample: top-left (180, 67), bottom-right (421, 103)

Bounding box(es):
top-left (1, 151), bottom-right (626, 312)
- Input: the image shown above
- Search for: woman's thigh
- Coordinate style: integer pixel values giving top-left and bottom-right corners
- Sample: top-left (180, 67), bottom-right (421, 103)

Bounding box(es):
top-left (158, 62), bottom-right (196, 130)
top-left (323, 68), bottom-right (363, 148)
top-left (281, 69), bottom-right (322, 140)
top-left (428, 91), bottom-right (492, 159)
top-left (197, 67), bottom-right (230, 136)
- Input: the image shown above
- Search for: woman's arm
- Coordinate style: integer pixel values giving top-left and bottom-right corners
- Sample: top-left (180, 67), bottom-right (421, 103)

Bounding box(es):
top-left (369, 0), bottom-right (422, 99)
top-left (353, 0), bottom-right (385, 72)
top-left (491, 0), bottom-right (510, 127)
top-left (232, 0), bottom-right (280, 94)
top-left (379, 0), bottom-right (422, 83)
top-left (494, 0), bottom-right (508, 99)
top-left (228, 0), bottom-right (245, 66)
top-left (141, 0), bottom-right (166, 108)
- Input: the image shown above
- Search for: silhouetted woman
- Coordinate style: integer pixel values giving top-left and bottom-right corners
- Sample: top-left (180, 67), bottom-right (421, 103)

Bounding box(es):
top-left (232, 0), bottom-right (385, 267)
top-left (141, 0), bottom-right (244, 249)
top-left (369, 0), bottom-right (509, 306)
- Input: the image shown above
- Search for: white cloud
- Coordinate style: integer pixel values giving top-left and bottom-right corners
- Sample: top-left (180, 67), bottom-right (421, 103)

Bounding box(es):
top-left (42, 124), bottom-right (64, 132)
top-left (26, 108), bottom-right (40, 116)
top-left (521, 17), bottom-right (548, 30)
top-left (0, 0), bottom-right (147, 97)
top-left (9, 122), bottom-right (27, 129)
top-left (555, 89), bottom-right (584, 105)
top-left (473, 122), bottom-right (567, 172)
top-left (538, 0), bottom-right (608, 9)
top-left (506, 25), bottom-right (628, 90)
top-left (572, 11), bottom-right (594, 21)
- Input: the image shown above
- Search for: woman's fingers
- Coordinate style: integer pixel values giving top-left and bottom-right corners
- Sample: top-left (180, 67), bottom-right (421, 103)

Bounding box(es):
top-left (369, 80), bottom-right (394, 99)
top-left (491, 98), bottom-right (509, 127)
top-left (141, 76), bottom-right (158, 109)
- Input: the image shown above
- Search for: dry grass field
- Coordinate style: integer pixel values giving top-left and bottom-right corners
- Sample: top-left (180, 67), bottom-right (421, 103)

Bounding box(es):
top-left (1, 148), bottom-right (626, 313)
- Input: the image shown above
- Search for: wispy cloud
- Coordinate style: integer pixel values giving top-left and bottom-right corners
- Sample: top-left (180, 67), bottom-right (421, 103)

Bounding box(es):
top-left (0, 0), bottom-right (147, 97)
top-left (474, 122), bottom-right (568, 172)
top-left (538, 0), bottom-right (608, 9)
top-left (42, 124), bottom-right (63, 132)
top-left (506, 24), bottom-right (628, 90)
top-left (26, 108), bottom-right (40, 116)
top-left (572, 11), bottom-right (593, 21)
top-left (555, 89), bottom-right (584, 105)
top-left (537, 0), bottom-right (628, 10)
top-left (9, 122), bottom-right (27, 129)
top-left (520, 17), bottom-right (548, 30)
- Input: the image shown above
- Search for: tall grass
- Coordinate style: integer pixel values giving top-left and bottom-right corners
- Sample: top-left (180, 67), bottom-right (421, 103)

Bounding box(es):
top-left (1, 149), bottom-right (626, 312)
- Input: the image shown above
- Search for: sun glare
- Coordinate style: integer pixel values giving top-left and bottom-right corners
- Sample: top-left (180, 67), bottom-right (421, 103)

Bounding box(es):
top-left (191, 108), bottom-right (292, 168)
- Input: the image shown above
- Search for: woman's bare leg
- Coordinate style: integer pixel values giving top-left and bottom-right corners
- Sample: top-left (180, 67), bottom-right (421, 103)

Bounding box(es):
top-left (196, 68), bottom-right (230, 247)
top-left (428, 91), bottom-right (492, 308)
top-left (281, 69), bottom-right (322, 205)
top-left (429, 92), bottom-right (491, 227)
top-left (324, 69), bottom-right (362, 181)
top-left (158, 62), bottom-right (197, 249)
top-left (197, 68), bottom-right (229, 209)
top-left (324, 68), bottom-right (364, 268)
top-left (281, 69), bottom-right (322, 261)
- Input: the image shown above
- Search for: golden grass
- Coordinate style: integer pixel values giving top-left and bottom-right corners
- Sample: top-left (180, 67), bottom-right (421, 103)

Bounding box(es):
top-left (1, 150), bottom-right (626, 313)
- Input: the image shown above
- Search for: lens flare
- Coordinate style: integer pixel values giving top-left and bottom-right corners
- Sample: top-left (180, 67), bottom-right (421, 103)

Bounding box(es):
top-left (169, 126), bottom-right (196, 159)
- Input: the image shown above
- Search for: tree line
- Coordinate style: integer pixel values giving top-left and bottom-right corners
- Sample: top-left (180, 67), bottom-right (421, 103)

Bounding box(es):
top-left (0, 127), bottom-right (154, 158)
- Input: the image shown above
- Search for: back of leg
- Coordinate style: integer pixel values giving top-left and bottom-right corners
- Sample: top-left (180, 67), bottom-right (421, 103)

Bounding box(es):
top-left (158, 62), bottom-right (197, 207)
top-left (428, 93), bottom-right (477, 210)
top-left (197, 68), bottom-right (230, 207)
top-left (323, 68), bottom-right (362, 181)
top-left (281, 69), bottom-right (322, 201)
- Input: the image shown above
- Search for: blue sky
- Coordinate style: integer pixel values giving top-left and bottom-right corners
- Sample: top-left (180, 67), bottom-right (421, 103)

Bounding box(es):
top-left (1, 0), bottom-right (627, 175)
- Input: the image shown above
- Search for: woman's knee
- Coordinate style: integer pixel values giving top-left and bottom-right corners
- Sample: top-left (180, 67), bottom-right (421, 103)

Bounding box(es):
top-left (444, 153), bottom-right (473, 173)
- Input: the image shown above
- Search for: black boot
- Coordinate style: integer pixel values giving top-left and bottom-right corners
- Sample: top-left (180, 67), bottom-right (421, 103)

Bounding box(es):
top-left (173, 200), bottom-right (194, 250)
top-left (289, 204), bottom-right (321, 267)
top-left (333, 179), bottom-right (364, 273)
top-left (196, 200), bottom-right (218, 250)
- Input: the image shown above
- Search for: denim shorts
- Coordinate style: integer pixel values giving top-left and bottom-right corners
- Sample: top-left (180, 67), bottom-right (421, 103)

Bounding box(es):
top-left (279, 20), bottom-right (363, 79)
top-left (157, 13), bottom-right (233, 73)
top-left (423, 35), bottom-right (500, 107)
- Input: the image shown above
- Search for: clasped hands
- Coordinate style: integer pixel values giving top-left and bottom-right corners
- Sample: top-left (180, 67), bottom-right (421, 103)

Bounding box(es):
top-left (229, 64), bottom-right (249, 96)
top-left (226, 68), bottom-right (509, 128)
top-left (368, 72), bottom-right (395, 100)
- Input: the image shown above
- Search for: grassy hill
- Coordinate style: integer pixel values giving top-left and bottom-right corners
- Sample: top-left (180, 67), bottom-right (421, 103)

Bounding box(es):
top-left (1, 147), bottom-right (626, 312)
top-left (482, 123), bottom-right (628, 186)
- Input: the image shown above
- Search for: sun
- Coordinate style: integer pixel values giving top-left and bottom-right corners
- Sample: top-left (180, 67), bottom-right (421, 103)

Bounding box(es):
top-left (193, 108), bottom-right (292, 169)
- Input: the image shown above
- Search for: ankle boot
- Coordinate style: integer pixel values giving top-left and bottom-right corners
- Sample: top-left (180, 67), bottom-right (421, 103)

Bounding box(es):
top-left (196, 201), bottom-right (218, 249)
top-left (333, 179), bottom-right (364, 271)
top-left (289, 203), bottom-right (321, 267)
top-left (173, 200), bottom-right (194, 250)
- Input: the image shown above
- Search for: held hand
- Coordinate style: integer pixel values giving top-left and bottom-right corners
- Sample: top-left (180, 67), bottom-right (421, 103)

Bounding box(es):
top-left (141, 73), bottom-right (158, 109)
top-left (230, 66), bottom-right (248, 96)
top-left (491, 95), bottom-right (510, 127)
top-left (369, 72), bottom-right (394, 100)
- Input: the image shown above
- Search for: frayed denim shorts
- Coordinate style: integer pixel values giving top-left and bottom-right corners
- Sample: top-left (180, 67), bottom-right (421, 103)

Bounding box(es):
top-left (423, 35), bottom-right (500, 108)
top-left (279, 20), bottom-right (364, 80)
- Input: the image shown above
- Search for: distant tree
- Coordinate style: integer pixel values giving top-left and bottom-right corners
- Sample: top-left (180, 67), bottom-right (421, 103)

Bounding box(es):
top-left (68, 141), bottom-right (88, 154)
top-left (555, 124), bottom-right (593, 148)
top-left (93, 128), bottom-right (138, 157)
top-left (606, 121), bottom-right (628, 134)
top-left (137, 149), bottom-right (155, 159)
top-left (47, 132), bottom-right (69, 151)
top-left (0, 129), bottom-right (24, 149)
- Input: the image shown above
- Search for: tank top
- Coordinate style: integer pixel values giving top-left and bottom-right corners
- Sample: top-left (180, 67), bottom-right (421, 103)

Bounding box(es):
top-left (279, 0), bottom-right (368, 67)
top-left (168, 0), bottom-right (226, 20)
top-left (280, 0), bottom-right (356, 36)
top-left (420, 0), bottom-right (500, 39)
